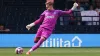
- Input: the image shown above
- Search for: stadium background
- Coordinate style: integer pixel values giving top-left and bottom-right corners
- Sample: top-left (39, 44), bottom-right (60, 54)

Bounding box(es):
top-left (0, 0), bottom-right (100, 56)
top-left (0, 0), bottom-right (100, 34)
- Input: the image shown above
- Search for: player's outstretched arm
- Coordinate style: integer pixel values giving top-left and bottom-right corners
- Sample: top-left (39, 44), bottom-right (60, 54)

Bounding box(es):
top-left (26, 15), bottom-right (44, 30)
top-left (66, 2), bottom-right (78, 14)
top-left (60, 2), bottom-right (78, 15)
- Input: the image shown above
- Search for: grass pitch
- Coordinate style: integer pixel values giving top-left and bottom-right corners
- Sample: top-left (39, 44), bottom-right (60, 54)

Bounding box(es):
top-left (0, 48), bottom-right (100, 56)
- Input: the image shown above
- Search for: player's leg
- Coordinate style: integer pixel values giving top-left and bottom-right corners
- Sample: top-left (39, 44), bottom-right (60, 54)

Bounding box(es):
top-left (34, 28), bottom-right (42, 43)
top-left (26, 36), bottom-right (46, 55)
top-left (29, 29), bottom-right (52, 52)
top-left (32, 36), bottom-right (46, 50)
top-left (34, 37), bottom-right (40, 43)
top-left (26, 28), bottom-right (42, 55)
top-left (26, 28), bottom-right (52, 55)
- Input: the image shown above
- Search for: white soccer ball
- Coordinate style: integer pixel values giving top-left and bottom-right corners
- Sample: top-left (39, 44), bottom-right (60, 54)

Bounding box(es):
top-left (15, 47), bottom-right (23, 54)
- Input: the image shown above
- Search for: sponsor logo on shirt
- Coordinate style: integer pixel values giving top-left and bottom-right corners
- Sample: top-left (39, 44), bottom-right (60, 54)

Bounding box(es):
top-left (45, 16), bottom-right (54, 18)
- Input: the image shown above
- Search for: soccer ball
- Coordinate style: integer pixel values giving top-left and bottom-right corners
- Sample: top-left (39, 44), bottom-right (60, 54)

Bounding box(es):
top-left (15, 47), bottom-right (23, 54)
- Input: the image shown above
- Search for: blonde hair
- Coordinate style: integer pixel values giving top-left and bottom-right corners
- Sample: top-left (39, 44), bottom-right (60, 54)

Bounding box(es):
top-left (45, 2), bottom-right (54, 6)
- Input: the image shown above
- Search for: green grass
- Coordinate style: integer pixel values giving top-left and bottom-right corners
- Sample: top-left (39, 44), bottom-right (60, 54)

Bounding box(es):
top-left (0, 48), bottom-right (100, 56)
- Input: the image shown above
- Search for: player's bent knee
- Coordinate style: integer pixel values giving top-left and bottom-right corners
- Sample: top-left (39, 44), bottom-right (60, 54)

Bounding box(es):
top-left (34, 37), bottom-right (40, 43)
top-left (34, 40), bottom-right (38, 43)
top-left (41, 37), bottom-right (46, 41)
top-left (34, 37), bottom-right (46, 43)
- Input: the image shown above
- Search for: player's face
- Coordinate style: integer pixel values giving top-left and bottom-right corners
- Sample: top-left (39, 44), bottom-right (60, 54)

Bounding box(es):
top-left (46, 3), bottom-right (50, 9)
top-left (45, 3), bottom-right (53, 10)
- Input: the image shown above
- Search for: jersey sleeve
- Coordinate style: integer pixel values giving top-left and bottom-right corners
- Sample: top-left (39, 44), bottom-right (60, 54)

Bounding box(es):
top-left (41, 10), bottom-right (46, 16)
top-left (34, 11), bottom-right (45, 25)
top-left (58, 10), bottom-right (72, 16)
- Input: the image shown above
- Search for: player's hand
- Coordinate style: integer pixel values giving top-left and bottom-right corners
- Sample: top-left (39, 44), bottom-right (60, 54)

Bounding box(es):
top-left (71, 2), bottom-right (78, 10)
top-left (26, 24), bottom-right (32, 30)
top-left (26, 23), bottom-right (35, 30)
top-left (73, 2), bottom-right (78, 8)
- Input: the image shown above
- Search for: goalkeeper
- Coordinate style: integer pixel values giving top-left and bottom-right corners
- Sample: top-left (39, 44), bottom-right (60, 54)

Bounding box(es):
top-left (26, 1), bottom-right (78, 55)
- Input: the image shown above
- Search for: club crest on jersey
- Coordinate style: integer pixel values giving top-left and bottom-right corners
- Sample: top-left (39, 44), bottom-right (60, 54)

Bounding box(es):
top-left (46, 16), bottom-right (54, 18)
top-left (54, 12), bottom-right (57, 14)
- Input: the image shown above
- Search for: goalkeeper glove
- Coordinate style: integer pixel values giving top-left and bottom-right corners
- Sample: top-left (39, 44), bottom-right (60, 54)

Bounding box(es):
top-left (26, 23), bottom-right (35, 30)
top-left (71, 2), bottom-right (78, 10)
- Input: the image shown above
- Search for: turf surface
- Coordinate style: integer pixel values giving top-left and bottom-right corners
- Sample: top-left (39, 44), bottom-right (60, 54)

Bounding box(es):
top-left (0, 48), bottom-right (100, 56)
